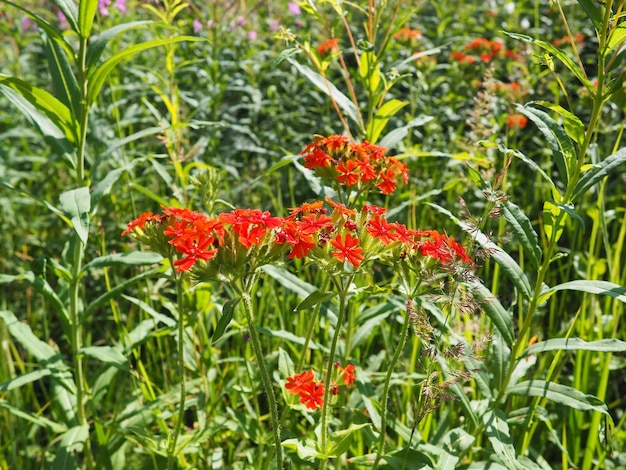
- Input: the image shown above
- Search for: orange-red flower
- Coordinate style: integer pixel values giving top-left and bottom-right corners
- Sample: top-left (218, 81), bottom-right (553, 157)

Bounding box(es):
top-left (285, 371), bottom-right (325, 410)
top-left (330, 233), bottom-right (364, 266)
top-left (507, 113), bottom-right (528, 129)
top-left (337, 363), bottom-right (356, 386)
top-left (317, 38), bottom-right (339, 56)
top-left (172, 232), bottom-right (218, 272)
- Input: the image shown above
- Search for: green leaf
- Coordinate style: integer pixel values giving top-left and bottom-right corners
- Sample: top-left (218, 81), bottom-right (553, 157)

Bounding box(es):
top-left (571, 147), bottom-right (626, 201)
top-left (359, 51), bottom-right (382, 95)
top-left (538, 280), bottom-right (626, 305)
top-left (0, 399), bottom-right (67, 434)
top-left (521, 338), bottom-right (626, 358)
top-left (294, 291), bottom-right (336, 312)
top-left (84, 267), bottom-right (163, 319)
top-left (507, 380), bottom-right (611, 415)
top-left (60, 187), bottom-right (91, 245)
top-left (483, 409), bottom-right (523, 470)
top-left (503, 201), bottom-right (542, 270)
top-left (0, 76), bottom-right (77, 145)
top-left (53, 0), bottom-right (80, 33)
top-left (78, 0), bottom-right (98, 38)
top-left (0, 369), bottom-right (52, 392)
top-left (505, 32), bottom-right (593, 92)
top-left (77, 346), bottom-right (129, 371)
top-left (379, 115), bottom-right (433, 149)
top-left (366, 99), bottom-right (408, 144)
top-left (542, 200), bottom-right (569, 243)
top-left (91, 162), bottom-right (138, 209)
top-left (82, 251), bottom-right (163, 271)
top-left (261, 265), bottom-right (316, 299)
top-left (53, 424), bottom-right (90, 470)
top-left (575, 0), bottom-right (604, 31)
top-left (517, 104), bottom-right (576, 187)
top-left (533, 101), bottom-right (585, 147)
top-left (213, 297), bottom-right (240, 341)
top-left (607, 23), bottom-right (626, 53)
top-left (282, 438), bottom-right (323, 461)
top-left (328, 424), bottom-right (370, 458)
top-left (43, 34), bottom-right (81, 118)
top-left (86, 21), bottom-right (153, 70)
top-left (287, 58), bottom-right (360, 126)
top-left (120, 294), bottom-right (176, 328)
top-left (87, 36), bottom-right (205, 105)
top-left (427, 203), bottom-right (533, 301)
top-left (466, 281), bottom-right (515, 346)
top-left (485, 142), bottom-right (560, 200)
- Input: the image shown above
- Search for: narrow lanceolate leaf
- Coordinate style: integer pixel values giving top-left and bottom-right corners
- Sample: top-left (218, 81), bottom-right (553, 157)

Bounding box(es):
top-left (59, 187), bottom-right (91, 245)
top-left (521, 338), bottom-right (626, 358)
top-left (54, 425), bottom-right (90, 470)
top-left (287, 58), bottom-right (360, 126)
top-left (213, 297), bottom-right (240, 342)
top-left (428, 203), bottom-right (533, 301)
top-left (575, 0), bottom-right (604, 31)
top-left (77, 346), bottom-right (129, 371)
top-left (82, 251), bottom-right (163, 271)
top-left (86, 21), bottom-right (153, 70)
top-left (0, 75), bottom-right (78, 144)
top-left (43, 35), bottom-right (81, 117)
top-left (533, 101), bottom-right (585, 147)
top-left (542, 200), bottom-right (569, 244)
top-left (0, 369), bottom-right (52, 392)
top-left (503, 201), bottom-right (542, 270)
top-left (507, 380), bottom-right (611, 415)
top-left (607, 24), bottom-right (626, 54)
top-left (505, 32), bottom-right (594, 91)
top-left (516, 104), bottom-right (576, 187)
top-left (0, 399), bottom-right (67, 434)
top-left (538, 280), bottom-right (626, 305)
top-left (77, 0), bottom-right (98, 38)
top-left (482, 409), bottom-right (523, 470)
top-left (571, 147), bottom-right (626, 201)
top-left (466, 281), bottom-right (515, 346)
top-left (52, 0), bottom-right (80, 33)
top-left (294, 291), bottom-right (336, 312)
top-left (366, 99), bottom-right (408, 144)
top-left (379, 115), bottom-right (433, 149)
top-left (87, 37), bottom-right (205, 105)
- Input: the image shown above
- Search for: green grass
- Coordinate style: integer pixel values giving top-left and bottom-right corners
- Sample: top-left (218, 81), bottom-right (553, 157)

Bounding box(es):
top-left (1, 0), bottom-right (625, 469)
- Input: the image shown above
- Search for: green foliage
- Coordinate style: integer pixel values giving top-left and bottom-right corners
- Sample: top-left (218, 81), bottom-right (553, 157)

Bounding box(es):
top-left (0, 0), bottom-right (625, 469)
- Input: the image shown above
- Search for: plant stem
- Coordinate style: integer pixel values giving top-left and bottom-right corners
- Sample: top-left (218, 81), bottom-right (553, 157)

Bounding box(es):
top-left (241, 282), bottom-right (283, 469)
top-left (372, 307), bottom-right (411, 470)
top-left (320, 275), bottom-right (353, 470)
top-left (167, 274), bottom-right (187, 469)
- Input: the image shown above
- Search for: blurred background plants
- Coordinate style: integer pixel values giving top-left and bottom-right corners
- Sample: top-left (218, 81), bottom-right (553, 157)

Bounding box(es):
top-left (1, 0), bottom-right (625, 469)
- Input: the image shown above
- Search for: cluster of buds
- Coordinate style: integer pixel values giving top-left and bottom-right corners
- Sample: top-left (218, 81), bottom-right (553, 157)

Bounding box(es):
top-left (285, 364), bottom-right (356, 410)
top-left (300, 135), bottom-right (409, 195)
top-left (393, 27), bottom-right (422, 45)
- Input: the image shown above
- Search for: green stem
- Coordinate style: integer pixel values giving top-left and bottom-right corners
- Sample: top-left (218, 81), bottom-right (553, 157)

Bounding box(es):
top-left (69, 235), bottom-right (93, 470)
top-left (167, 274), bottom-right (187, 469)
top-left (320, 275), bottom-right (353, 470)
top-left (372, 308), bottom-right (411, 470)
top-left (241, 283), bottom-right (283, 469)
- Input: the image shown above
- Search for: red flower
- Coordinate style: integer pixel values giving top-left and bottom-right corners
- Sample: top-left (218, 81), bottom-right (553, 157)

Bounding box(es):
top-left (303, 147), bottom-right (333, 169)
top-left (337, 363), bottom-right (356, 386)
top-left (285, 370), bottom-right (315, 394)
top-left (298, 381), bottom-right (325, 410)
top-left (298, 213), bottom-right (334, 234)
top-left (172, 233), bottom-right (218, 272)
top-left (122, 211), bottom-right (160, 236)
top-left (330, 233), bottom-right (364, 266)
top-left (418, 231), bottom-right (472, 265)
top-left (317, 38), bottom-right (339, 56)
top-left (276, 220), bottom-right (316, 259)
top-left (336, 159), bottom-right (360, 186)
top-left (366, 215), bottom-right (397, 245)
top-left (285, 371), bottom-right (325, 410)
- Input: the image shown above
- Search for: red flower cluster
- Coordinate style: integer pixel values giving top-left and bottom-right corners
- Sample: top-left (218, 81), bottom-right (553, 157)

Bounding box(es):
top-left (285, 364), bottom-right (356, 410)
top-left (122, 207), bottom-right (285, 273)
top-left (450, 38), bottom-right (519, 64)
top-left (300, 135), bottom-right (409, 195)
top-left (394, 27), bottom-right (422, 43)
top-left (317, 38), bottom-right (339, 56)
top-left (506, 113), bottom-right (528, 130)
